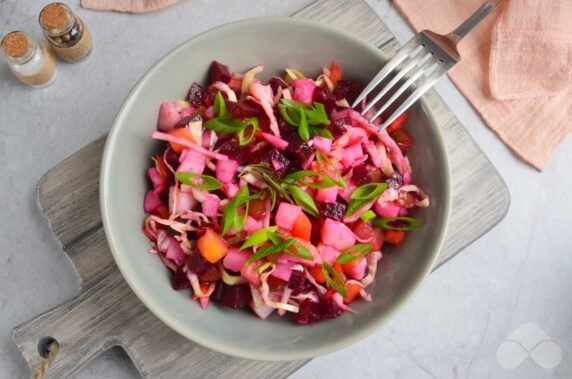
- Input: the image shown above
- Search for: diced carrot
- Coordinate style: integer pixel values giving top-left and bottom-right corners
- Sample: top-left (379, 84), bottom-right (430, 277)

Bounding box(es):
top-left (154, 204), bottom-right (169, 219)
top-left (386, 113), bottom-right (408, 134)
top-left (343, 282), bottom-right (362, 304)
top-left (309, 265), bottom-right (326, 283)
top-left (342, 258), bottom-right (364, 275)
top-left (292, 213), bottom-right (312, 241)
top-left (383, 230), bottom-right (406, 246)
top-left (329, 61), bottom-right (343, 86)
top-left (198, 228), bottom-right (229, 263)
top-left (168, 127), bottom-right (197, 153)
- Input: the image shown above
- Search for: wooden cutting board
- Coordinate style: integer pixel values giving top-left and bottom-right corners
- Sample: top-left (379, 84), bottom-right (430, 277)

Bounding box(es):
top-left (12, 0), bottom-right (510, 377)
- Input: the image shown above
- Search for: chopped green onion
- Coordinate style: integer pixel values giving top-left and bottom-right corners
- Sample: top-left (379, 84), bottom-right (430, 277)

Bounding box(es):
top-left (240, 226), bottom-right (278, 250)
top-left (213, 91), bottom-right (227, 118)
top-left (373, 217), bottom-right (422, 231)
top-left (345, 183), bottom-right (388, 217)
top-left (360, 210), bottom-right (377, 223)
top-left (283, 170), bottom-right (336, 189)
top-left (238, 117), bottom-right (258, 146)
top-left (204, 117), bottom-right (246, 134)
top-left (278, 99), bottom-right (329, 142)
top-left (255, 262), bottom-right (272, 273)
top-left (175, 172), bottom-right (223, 191)
top-left (351, 183), bottom-right (388, 200)
top-left (290, 241), bottom-right (313, 260)
top-left (336, 243), bottom-right (373, 264)
top-left (247, 238), bottom-right (296, 264)
top-left (304, 102), bottom-right (329, 125)
top-left (309, 126), bottom-right (334, 140)
top-left (285, 185), bottom-right (319, 217)
top-left (221, 186), bottom-right (250, 235)
top-left (316, 151), bottom-right (347, 189)
top-left (322, 262), bottom-right (347, 296)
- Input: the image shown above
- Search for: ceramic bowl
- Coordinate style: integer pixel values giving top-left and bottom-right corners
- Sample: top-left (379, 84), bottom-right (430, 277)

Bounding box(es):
top-left (101, 17), bottom-right (451, 361)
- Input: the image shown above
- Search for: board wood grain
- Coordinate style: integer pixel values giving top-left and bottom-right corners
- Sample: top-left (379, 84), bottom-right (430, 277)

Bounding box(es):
top-left (13, 0), bottom-right (510, 377)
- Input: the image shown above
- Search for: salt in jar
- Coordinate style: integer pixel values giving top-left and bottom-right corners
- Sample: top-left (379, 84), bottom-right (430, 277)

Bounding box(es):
top-left (1, 31), bottom-right (57, 88)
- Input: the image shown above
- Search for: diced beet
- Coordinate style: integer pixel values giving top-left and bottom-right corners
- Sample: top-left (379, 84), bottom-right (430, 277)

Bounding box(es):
top-left (386, 172), bottom-right (403, 189)
top-left (220, 284), bottom-right (252, 309)
top-left (318, 297), bottom-right (344, 319)
top-left (312, 86), bottom-right (337, 115)
top-left (187, 82), bottom-right (207, 107)
top-left (187, 253), bottom-right (211, 275)
top-left (320, 202), bottom-right (346, 221)
top-left (295, 299), bottom-right (321, 324)
top-left (248, 199), bottom-right (267, 221)
top-left (288, 270), bottom-right (306, 292)
top-left (198, 264), bottom-right (221, 282)
top-left (352, 163), bottom-right (374, 186)
top-left (164, 149), bottom-right (180, 170)
top-left (328, 118), bottom-right (349, 138)
top-left (286, 141), bottom-right (315, 163)
top-left (262, 148), bottom-right (291, 177)
top-left (212, 281), bottom-right (224, 300)
top-left (171, 267), bottom-right (192, 290)
top-left (227, 100), bottom-right (262, 119)
top-left (218, 140), bottom-right (246, 163)
top-left (268, 76), bottom-right (288, 94)
top-left (203, 86), bottom-right (220, 107)
top-left (310, 218), bottom-right (323, 246)
top-left (209, 61), bottom-right (232, 84)
top-left (333, 80), bottom-right (364, 104)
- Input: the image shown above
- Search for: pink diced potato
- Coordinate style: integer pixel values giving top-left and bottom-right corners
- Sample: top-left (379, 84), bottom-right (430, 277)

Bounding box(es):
top-left (338, 181), bottom-right (356, 203)
top-left (292, 79), bottom-right (317, 104)
top-left (245, 216), bottom-right (263, 234)
top-left (275, 203), bottom-right (302, 230)
top-left (148, 167), bottom-right (165, 188)
top-left (157, 102), bottom-right (181, 132)
top-left (313, 136), bottom-right (332, 153)
top-left (340, 143), bottom-right (364, 168)
top-left (177, 149), bottom-right (206, 174)
top-left (166, 238), bottom-right (186, 265)
top-left (270, 263), bottom-right (293, 282)
top-left (224, 182), bottom-right (239, 198)
top-left (318, 244), bottom-right (341, 265)
top-left (201, 194), bottom-right (220, 218)
top-left (144, 190), bottom-right (162, 213)
top-left (345, 258), bottom-right (367, 280)
top-left (169, 186), bottom-right (197, 214)
top-left (316, 186), bottom-right (338, 203)
top-left (223, 248), bottom-right (252, 272)
top-left (321, 219), bottom-right (356, 250)
top-left (216, 159), bottom-right (238, 184)
top-left (374, 201), bottom-right (401, 218)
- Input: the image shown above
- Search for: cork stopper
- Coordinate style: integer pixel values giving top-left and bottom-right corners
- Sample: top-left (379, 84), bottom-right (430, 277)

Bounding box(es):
top-left (40, 3), bottom-right (72, 29)
top-left (1, 32), bottom-right (29, 58)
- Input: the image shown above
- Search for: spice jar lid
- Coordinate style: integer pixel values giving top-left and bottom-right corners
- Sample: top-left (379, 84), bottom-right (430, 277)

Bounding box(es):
top-left (1, 31), bottom-right (31, 58)
top-left (39, 3), bottom-right (74, 34)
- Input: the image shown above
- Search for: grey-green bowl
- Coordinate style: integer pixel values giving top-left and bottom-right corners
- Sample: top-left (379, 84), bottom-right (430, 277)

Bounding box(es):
top-left (100, 17), bottom-right (451, 361)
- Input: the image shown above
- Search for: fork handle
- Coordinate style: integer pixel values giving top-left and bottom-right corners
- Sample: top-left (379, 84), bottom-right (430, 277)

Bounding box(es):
top-left (450, 0), bottom-right (507, 40)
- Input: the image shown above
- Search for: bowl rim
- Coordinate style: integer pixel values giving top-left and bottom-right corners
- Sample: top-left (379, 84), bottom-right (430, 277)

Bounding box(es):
top-left (100, 16), bottom-right (452, 361)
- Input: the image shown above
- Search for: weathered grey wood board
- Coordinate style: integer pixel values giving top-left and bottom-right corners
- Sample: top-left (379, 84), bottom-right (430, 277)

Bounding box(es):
top-left (12, 0), bottom-right (510, 377)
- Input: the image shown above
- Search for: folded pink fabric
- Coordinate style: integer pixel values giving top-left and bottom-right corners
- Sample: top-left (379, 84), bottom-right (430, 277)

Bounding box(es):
top-left (395, 0), bottom-right (572, 170)
top-left (81, 0), bottom-right (178, 13)
top-left (490, 0), bottom-right (572, 100)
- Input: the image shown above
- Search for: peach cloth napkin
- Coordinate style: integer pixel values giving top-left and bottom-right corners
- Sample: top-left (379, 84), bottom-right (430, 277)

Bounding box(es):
top-left (81, 0), bottom-right (178, 13)
top-left (394, 0), bottom-right (572, 170)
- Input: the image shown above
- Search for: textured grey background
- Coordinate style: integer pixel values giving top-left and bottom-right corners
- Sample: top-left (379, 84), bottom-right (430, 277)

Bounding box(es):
top-left (1, 0), bottom-right (571, 378)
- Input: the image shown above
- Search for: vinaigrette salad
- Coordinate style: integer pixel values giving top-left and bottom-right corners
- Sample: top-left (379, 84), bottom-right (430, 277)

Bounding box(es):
top-left (142, 61), bottom-right (429, 324)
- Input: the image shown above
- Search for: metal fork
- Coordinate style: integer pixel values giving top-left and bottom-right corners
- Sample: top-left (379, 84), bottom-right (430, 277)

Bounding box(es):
top-left (353, 0), bottom-right (506, 130)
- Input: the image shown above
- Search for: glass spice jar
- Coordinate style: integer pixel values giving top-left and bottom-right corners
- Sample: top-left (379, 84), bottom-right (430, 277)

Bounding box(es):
top-left (39, 3), bottom-right (93, 63)
top-left (1, 31), bottom-right (57, 88)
